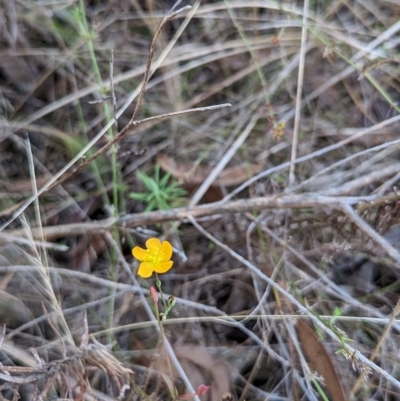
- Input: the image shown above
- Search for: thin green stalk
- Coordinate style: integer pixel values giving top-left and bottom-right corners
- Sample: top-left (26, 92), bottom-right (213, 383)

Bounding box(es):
top-left (311, 377), bottom-right (330, 401)
top-left (155, 273), bottom-right (168, 312)
top-left (73, 92), bottom-right (110, 206)
top-left (77, 0), bottom-right (123, 215)
top-left (150, 281), bottom-right (174, 381)
top-left (76, 0), bottom-right (126, 340)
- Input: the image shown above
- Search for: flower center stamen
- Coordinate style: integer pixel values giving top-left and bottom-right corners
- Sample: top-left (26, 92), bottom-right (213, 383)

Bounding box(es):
top-left (147, 248), bottom-right (164, 264)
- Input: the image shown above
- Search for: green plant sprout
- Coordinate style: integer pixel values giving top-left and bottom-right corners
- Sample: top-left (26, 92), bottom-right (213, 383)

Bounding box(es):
top-left (129, 165), bottom-right (187, 211)
top-left (307, 306), bottom-right (374, 388)
top-left (304, 302), bottom-right (353, 354)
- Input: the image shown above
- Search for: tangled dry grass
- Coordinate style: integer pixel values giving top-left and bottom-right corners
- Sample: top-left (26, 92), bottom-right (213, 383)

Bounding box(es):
top-left (1, 0), bottom-right (400, 400)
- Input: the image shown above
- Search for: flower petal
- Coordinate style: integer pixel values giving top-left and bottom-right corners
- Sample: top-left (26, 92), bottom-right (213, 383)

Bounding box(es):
top-left (132, 246), bottom-right (148, 261)
top-left (154, 260), bottom-right (173, 274)
top-left (146, 237), bottom-right (161, 249)
top-left (137, 262), bottom-right (154, 278)
top-left (161, 241), bottom-right (173, 261)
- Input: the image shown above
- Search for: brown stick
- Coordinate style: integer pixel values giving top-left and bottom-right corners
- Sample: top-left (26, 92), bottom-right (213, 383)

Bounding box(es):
top-left (1, 193), bottom-right (394, 240)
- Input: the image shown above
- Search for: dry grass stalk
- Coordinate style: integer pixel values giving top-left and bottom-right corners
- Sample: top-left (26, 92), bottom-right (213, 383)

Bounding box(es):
top-left (1, 1), bottom-right (400, 400)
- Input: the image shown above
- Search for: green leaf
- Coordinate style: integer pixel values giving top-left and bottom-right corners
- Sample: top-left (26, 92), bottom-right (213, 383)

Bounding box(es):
top-left (129, 192), bottom-right (147, 201)
top-left (130, 166), bottom-right (187, 212)
top-left (333, 307), bottom-right (343, 316)
top-left (160, 172), bottom-right (171, 188)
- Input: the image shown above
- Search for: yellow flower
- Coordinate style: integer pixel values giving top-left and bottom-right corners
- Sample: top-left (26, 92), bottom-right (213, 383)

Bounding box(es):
top-left (132, 238), bottom-right (173, 278)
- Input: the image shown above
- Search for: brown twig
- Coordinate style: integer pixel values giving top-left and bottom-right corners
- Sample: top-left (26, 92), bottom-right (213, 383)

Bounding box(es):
top-left (2, 193), bottom-right (398, 241)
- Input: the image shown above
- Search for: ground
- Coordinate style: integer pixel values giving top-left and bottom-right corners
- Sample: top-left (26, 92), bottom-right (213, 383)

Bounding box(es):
top-left (0, 1), bottom-right (400, 400)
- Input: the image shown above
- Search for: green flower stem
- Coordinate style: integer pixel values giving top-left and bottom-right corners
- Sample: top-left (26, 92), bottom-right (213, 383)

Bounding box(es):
top-left (155, 273), bottom-right (168, 312)
top-left (311, 376), bottom-right (330, 401)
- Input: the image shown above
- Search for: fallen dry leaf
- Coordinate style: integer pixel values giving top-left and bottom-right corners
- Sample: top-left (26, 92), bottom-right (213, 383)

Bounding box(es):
top-left (152, 345), bottom-right (230, 401)
top-left (296, 319), bottom-right (346, 401)
top-left (156, 153), bottom-right (264, 187)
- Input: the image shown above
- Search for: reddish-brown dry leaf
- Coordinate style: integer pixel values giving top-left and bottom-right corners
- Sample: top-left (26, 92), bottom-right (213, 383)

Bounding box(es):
top-left (72, 235), bottom-right (107, 273)
top-left (152, 346), bottom-right (229, 401)
top-left (296, 319), bottom-right (346, 401)
top-left (156, 153), bottom-right (264, 186)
